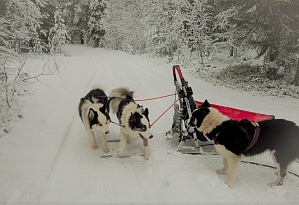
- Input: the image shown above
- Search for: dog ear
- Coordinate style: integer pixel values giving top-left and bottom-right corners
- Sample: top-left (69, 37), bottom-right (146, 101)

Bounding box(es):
top-left (201, 100), bottom-right (210, 107)
top-left (202, 108), bottom-right (210, 116)
top-left (88, 108), bottom-right (96, 121)
top-left (143, 108), bottom-right (149, 116)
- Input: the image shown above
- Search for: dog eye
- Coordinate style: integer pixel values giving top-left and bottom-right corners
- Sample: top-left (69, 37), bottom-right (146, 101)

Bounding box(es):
top-left (98, 123), bottom-right (102, 126)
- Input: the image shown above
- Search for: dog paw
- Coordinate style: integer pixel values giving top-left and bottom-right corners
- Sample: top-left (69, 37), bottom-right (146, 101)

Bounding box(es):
top-left (268, 181), bottom-right (283, 187)
top-left (268, 182), bottom-right (277, 187)
top-left (102, 147), bottom-right (110, 153)
top-left (117, 151), bottom-right (123, 158)
top-left (216, 169), bottom-right (227, 175)
top-left (92, 144), bottom-right (98, 149)
top-left (144, 154), bottom-right (150, 160)
top-left (226, 181), bottom-right (234, 188)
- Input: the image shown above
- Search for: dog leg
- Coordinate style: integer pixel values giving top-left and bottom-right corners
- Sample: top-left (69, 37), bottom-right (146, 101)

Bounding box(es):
top-left (117, 132), bottom-right (128, 157)
top-left (216, 157), bottom-right (228, 175)
top-left (226, 155), bottom-right (241, 188)
top-left (100, 134), bottom-right (110, 153)
top-left (85, 126), bottom-right (98, 149)
top-left (268, 150), bottom-right (287, 186)
top-left (144, 146), bottom-right (150, 160)
top-left (126, 134), bottom-right (131, 144)
top-left (215, 145), bottom-right (240, 188)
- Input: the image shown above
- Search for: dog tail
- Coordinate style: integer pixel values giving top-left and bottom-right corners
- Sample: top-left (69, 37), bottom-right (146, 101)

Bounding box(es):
top-left (91, 84), bottom-right (105, 91)
top-left (109, 87), bottom-right (134, 113)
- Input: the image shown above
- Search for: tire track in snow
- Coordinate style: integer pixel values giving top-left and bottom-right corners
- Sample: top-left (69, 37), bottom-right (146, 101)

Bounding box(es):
top-left (39, 49), bottom-right (146, 203)
top-left (45, 58), bottom-right (101, 180)
top-left (21, 46), bottom-right (299, 204)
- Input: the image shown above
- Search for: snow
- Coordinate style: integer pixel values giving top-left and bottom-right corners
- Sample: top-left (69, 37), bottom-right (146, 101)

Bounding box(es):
top-left (1, 45), bottom-right (299, 204)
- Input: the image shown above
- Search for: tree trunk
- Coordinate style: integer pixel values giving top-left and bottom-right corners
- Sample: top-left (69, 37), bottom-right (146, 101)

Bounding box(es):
top-left (291, 58), bottom-right (299, 86)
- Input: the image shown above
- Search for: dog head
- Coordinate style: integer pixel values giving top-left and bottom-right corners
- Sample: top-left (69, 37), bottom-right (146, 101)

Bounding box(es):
top-left (88, 108), bottom-right (110, 134)
top-left (187, 99), bottom-right (229, 135)
top-left (187, 100), bottom-right (211, 129)
top-left (128, 107), bottom-right (153, 139)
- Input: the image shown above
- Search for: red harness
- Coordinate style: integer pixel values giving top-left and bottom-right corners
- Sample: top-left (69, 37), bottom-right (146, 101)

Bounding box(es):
top-left (244, 122), bottom-right (260, 152)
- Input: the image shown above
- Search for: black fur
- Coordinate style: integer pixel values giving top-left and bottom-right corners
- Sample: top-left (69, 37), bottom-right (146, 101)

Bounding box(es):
top-left (188, 107), bottom-right (210, 128)
top-left (116, 93), bottom-right (150, 132)
top-left (206, 120), bottom-right (251, 155)
top-left (188, 99), bottom-right (299, 185)
top-left (117, 98), bottom-right (135, 122)
top-left (198, 100), bottom-right (299, 158)
top-left (78, 88), bottom-right (109, 121)
top-left (128, 111), bottom-right (148, 132)
top-left (226, 118), bottom-right (299, 181)
top-left (89, 108), bottom-right (99, 128)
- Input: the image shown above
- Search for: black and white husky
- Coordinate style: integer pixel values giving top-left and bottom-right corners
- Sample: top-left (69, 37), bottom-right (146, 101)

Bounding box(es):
top-left (187, 100), bottom-right (299, 187)
top-left (110, 87), bottom-right (153, 160)
top-left (78, 85), bottom-right (110, 152)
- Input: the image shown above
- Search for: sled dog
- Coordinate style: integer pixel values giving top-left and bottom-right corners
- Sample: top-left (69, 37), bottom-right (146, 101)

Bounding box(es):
top-left (110, 87), bottom-right (153, 160)
top-left (187, 100), bottom-right (299, 187)
top-left (79, 85), bottom-right (110, 152)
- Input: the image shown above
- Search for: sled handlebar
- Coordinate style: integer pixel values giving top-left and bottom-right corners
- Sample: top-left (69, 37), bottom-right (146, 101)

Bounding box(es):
top-left (173, 65), bottom-right (186, 86)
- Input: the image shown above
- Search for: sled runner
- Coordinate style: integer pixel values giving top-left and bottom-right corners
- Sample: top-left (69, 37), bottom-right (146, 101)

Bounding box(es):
top-left (166, 65), bottom-right (274, 154)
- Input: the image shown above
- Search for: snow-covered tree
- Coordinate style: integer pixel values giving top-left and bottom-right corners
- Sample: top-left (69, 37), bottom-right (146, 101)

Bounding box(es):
top-left (5, 0), bottom-right (43, 53)
top-left (48, 8), bottom-right (70, 53)
top-left (0, 18), bottom-right (18, 64)
top-left (88, 0), bottom-right (106, 47)
top-left (1, 0), bottom-right (60, 110)
top-left (212, 5), bottom-right (238, 43)
top-left (142, 0), bottom-right (188, 58)
top-left (103, 0), bottom-right (146, 53)
top-left (228, 0), bottom-right (299, 83)
top-left (181, 0), bottom-right (214, 64)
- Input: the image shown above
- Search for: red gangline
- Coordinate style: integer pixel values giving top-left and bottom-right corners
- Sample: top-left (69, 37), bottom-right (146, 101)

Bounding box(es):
top-left (150, 99), bottom-right (179, 128)
top-left (135, 93), bottom-right (175, 102)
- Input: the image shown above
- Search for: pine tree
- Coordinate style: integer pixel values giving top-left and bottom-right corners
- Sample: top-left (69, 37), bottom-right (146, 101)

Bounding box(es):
top-left (48, 8), bottom-right (70, 53)
top-left (88, 0), bottom-right (106, 47)
top-left (215, 0), bottom-right (299, 84)
top-left (183, 0), bottom-right (214, 64)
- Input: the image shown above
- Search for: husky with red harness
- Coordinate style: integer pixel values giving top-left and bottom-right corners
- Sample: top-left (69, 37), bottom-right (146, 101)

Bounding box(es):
top-left (187, 99), bottom-right (299, 187)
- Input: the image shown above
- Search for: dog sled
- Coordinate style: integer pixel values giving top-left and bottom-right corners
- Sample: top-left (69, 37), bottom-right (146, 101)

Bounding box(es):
top-left (166, 65), bottom-right (274, 154)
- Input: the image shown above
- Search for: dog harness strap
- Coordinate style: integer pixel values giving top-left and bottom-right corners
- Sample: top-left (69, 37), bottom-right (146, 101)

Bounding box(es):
top-left (106, 97), bottom-right (115, 113)
top-left (111, 120), bottom-right (125, 128)
top-left (213, 125), bottom-right (226, 142)
top-left (244, 122), bottom-right (260, 152)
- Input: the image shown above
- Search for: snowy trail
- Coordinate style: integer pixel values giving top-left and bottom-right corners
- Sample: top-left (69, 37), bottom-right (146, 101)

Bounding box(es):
top-left (1, 45), bottom-right (299, 204)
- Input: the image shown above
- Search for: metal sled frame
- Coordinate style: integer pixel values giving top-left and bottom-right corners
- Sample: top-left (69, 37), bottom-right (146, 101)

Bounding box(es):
top-left (166, 65), bottom-right (212, 154)
top-left (166, 65), bottom-right (275, 154)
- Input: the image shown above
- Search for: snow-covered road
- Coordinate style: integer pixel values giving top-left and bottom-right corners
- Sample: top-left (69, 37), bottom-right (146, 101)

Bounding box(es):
top-left (1, 45), bottom-right (299, 204)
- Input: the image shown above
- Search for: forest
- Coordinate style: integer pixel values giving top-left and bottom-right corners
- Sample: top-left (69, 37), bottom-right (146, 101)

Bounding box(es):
top-left (1, 0), bottom-right (299, 108)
